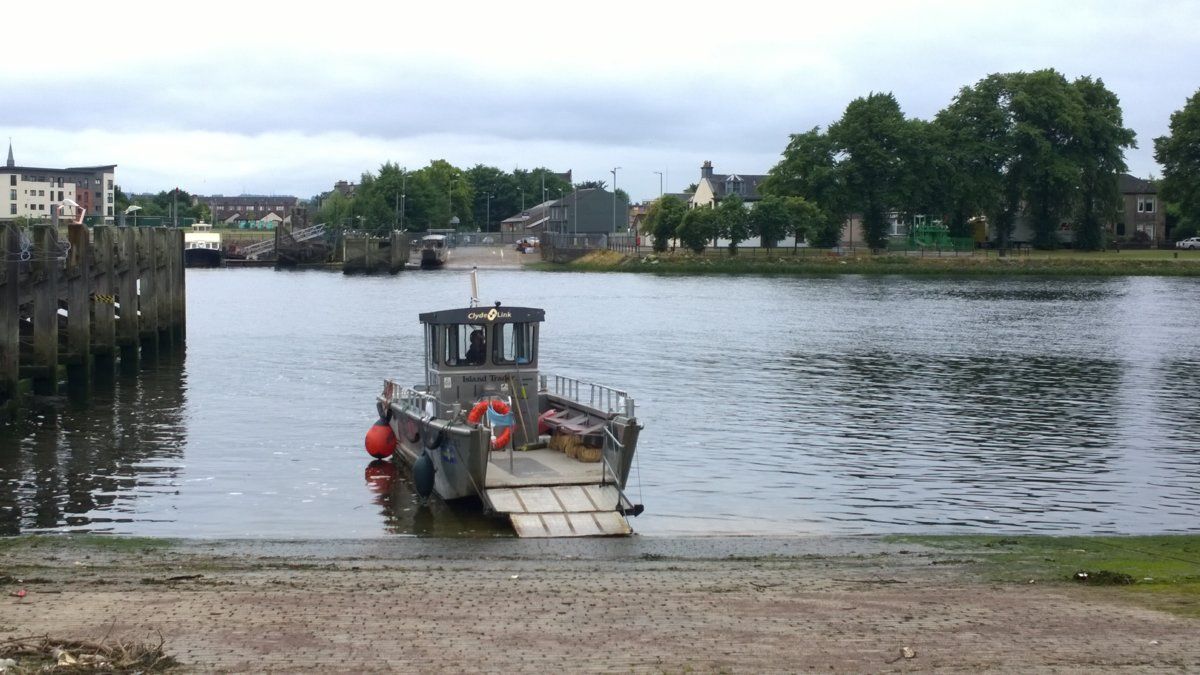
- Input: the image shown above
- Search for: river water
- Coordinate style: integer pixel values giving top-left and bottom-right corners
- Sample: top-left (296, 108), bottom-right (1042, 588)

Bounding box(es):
top-left (2, 268), bottom-right (1199, 538)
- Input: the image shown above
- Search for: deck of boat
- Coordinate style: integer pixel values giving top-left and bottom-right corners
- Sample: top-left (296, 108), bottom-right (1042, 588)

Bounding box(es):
top-left (485, 448), bottom-right (610, 488)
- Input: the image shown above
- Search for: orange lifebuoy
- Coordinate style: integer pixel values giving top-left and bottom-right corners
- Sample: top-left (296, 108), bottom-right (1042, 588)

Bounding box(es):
top-left (491, 427), bottom-right (512, 450)
top-left (467, 399), bottom-right (510, 425)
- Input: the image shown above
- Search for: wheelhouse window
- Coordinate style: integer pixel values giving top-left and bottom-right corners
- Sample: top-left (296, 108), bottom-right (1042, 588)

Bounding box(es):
top-left (442, 324), bottom-right (488, 366)
top-left (494, 322), bottom-right (536, 365)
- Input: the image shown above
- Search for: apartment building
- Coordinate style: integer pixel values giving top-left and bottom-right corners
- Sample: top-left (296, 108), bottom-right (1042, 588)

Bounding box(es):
top-left (1, 143), bottom-right (116, 223)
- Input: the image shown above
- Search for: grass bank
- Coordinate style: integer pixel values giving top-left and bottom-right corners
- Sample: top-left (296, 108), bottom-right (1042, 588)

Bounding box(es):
top-left (547, 248), bottom-right (1200, 276)
top-left (892, 534), bottom-right (1200, 617)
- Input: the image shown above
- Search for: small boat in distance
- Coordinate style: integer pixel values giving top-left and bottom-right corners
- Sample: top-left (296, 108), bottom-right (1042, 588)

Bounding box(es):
top-left (366, 288), bottom-right (645, 537)
top-left (419, 234), bottom-right (448, 268)
top-left (183, 222), bottom-right (223, 268)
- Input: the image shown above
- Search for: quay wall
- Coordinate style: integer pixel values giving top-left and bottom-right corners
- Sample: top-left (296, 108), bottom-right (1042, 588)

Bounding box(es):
top-left (0, 221), bottom-right (185, 419)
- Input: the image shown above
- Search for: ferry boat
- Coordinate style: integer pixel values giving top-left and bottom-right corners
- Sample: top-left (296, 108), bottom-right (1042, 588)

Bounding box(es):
top-left (419, 234), bottom-right (448, 268)
top-left (183, 222), bottom-right (223, 268)
top-left (367, 294), bottom-right (644, 537)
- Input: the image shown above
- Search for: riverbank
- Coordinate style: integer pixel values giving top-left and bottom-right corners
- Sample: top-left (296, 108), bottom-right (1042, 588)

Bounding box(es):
top-left (3, 534), bottom-right (1198, 671)
top-left (550, 248), bottom-right (1200, 276)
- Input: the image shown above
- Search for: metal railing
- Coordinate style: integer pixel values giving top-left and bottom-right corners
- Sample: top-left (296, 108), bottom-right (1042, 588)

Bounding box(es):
top-left (239, 237), bottom-right (275, 260)
top-left (541, 373), bottom-right (635, 418)
top-left (237, 223), bottom-right (327, 260)
top-left (382, 379), bottom-right (441, 417)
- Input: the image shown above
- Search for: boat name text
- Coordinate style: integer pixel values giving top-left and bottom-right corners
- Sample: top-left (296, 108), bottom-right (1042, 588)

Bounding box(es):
top-left (468, 308), bottom-right (512, 321)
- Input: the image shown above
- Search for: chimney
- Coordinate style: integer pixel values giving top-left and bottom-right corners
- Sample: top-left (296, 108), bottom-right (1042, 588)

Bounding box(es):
top-left (701, 160), bottom-right (713, 179)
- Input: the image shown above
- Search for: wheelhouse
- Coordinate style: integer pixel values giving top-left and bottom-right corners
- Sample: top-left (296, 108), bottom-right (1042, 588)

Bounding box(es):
top-left (420, 304), bottom-right (544, 443)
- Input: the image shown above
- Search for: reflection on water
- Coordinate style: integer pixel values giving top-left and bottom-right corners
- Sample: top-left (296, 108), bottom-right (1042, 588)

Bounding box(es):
top-left (0, 350), bottom-right (187, 535)
top-left (2, 270), bottom-right (1199, 537)
top-left (363, 459), bottom-right (510, 537)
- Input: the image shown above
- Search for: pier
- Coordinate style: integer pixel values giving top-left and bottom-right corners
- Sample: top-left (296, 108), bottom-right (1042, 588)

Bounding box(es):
top-left (0, 219), bottom-right (185, 418)
top-left (341, 231), bottom-right (410, 274)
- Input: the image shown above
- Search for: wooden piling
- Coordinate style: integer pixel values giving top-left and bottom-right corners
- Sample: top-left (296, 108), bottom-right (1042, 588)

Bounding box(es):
top-left (1, 224), bottom-right (19, 404)
top-left (116, 227), bottom-right (139, 357)
top-left (66, 224), bottom-right (92, 383)
top-left (92, 226), bottom-right (117, 364)
top-left (31, 225), bottom-right (59, 394)
top-left (137, 227), bottom-right (158, 347)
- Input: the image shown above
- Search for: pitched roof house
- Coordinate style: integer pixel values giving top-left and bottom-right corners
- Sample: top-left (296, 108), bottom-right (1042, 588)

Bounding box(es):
top-left (688, 161), bottom-right (768, 209)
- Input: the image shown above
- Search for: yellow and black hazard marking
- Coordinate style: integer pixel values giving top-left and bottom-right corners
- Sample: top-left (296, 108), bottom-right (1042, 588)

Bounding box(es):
top-left (92, 293), bottom-right (116, 304)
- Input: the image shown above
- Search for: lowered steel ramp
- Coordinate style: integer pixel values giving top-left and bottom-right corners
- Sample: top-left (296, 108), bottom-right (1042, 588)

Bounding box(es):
top-left (485, 485), bottom-right (632, 538)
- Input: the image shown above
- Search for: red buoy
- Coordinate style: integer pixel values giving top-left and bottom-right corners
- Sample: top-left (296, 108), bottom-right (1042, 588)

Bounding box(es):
top-left (365, 417), bottom-right (397, 459)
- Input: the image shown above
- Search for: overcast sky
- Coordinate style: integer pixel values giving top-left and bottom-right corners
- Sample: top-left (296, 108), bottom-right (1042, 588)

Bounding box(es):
top-left (4, 0), bottom-right (1197, 204)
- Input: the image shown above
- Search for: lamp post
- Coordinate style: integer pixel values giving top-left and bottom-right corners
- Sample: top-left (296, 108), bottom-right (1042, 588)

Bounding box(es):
top-left (400, 170), bottom-right (407, 230)
top-left (556, 188), bottom-right (565, 234)
top-left (653, 170), bottom-right (663, 198)
top-left (124, 204), bottom-right (141, 227)
top-left (518, 187), bottom-right (524, 212)
top-left (611, 166), bottom-right (621, 234)
top-left (485, 193), bottom-right (492, 232)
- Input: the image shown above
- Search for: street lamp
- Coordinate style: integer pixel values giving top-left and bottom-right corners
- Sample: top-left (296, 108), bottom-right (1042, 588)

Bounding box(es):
top-left (400, 170), bottom-right (408, 230)
top-left (518, 187), bottom-right (524, 212)
top-left (611, 166), bottom-right (621, 234)
top-left (485, 193), bottom-right (492, 233)
top-left (556, 188), bottom-right (565, 234)
top-left (124, 204), bottom-right (141, 227)
top-left (653, 170), bottom-right (663, 198)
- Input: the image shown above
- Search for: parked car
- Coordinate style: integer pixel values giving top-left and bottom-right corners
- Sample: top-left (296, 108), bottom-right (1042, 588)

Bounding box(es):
top-left (1176, 237), bottom-right (1200, 250)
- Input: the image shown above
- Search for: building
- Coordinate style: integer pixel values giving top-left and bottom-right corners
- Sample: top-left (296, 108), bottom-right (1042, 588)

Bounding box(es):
top-left (688, 161), bottom-right (768, 209)
top-left (501, 188), bottom-right (630, 235)
top-left (1, 142), bottom-right (116, 223)
top-left (1114, 174), bottom-right (1165, 244)
top-left (197, 194), bottom-right (299, 227)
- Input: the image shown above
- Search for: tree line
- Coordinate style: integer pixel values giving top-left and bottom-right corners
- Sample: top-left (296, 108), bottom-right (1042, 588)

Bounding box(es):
top-left (649, 69), bottom-right (1200, 253)
top-left (314, 161), bottom-right (629, 234)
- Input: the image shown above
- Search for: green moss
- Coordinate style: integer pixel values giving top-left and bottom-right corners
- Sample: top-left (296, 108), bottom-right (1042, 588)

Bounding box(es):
top-left (890, 534), bottom-right (1200, 617)
top-left (0, 534), bottom-right (177, 553)
top-left (547, 251), bottom-right (1200, 277)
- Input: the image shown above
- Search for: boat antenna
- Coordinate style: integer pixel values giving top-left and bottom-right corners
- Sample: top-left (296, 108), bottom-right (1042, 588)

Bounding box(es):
top-left (469, 267), bottom-right (480, 307)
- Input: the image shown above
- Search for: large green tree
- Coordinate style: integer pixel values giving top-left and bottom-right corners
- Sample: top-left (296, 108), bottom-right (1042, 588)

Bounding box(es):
top-left (716, 195), bottom-right (750, 253)
top-left (1010, 70), bottom-right (1086, 248)
top-left (934, 70), bottom-right (1134, 250)
top-left (828, 92), bottom-right (913, 250)
top-left (761, 127), bottom-right (847, 247)
top-left (749, 195), bottom-right (792, 248)
top-left (933, 74), bottom-right (1014, 240)
top-left (677, 207), bottom-right (717, 253)
top-left (465, 164), bottom-right (514, 232)
top-left (1072, 76), bottom-right (1135, 250)
top-left (784, 196), bottom-right (824, 249)
top-left (646, 195), bottom-right (687, 252)
top-left (1155, 89), bottom-right (1200, 231)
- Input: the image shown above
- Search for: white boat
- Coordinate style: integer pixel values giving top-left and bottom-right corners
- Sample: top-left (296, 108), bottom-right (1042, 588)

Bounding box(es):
top-left (369, 299), bottom-right (644, 537)
top-left (183, 222), bottom-right (223, 267)
top-left (419, 234), bottom-right (448, 268)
